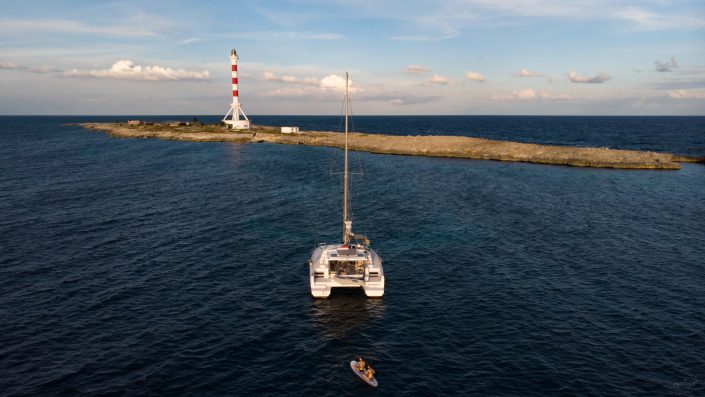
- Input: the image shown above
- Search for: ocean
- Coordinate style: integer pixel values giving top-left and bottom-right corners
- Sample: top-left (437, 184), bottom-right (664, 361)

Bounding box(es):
top-left (1, 116), bottom-right (704, 396)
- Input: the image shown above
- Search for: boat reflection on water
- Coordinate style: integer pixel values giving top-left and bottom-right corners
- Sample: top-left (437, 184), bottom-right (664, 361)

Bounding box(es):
top-left (225, 142), bottom-right (249, 166)
top-left (310, 289), bottom-right (385, 341)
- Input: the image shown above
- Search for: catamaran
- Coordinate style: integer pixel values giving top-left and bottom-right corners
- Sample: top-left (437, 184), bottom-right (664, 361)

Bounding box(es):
top-left (309, 73), bottom-right (385, 298)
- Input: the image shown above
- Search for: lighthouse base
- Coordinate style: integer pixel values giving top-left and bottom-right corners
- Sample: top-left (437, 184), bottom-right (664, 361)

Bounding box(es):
top-left (223, 103), bottom-right (250, 131)
top-left (225, 119), bottom-right (251, 130)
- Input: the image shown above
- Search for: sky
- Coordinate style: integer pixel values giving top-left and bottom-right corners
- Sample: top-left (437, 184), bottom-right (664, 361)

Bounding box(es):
top-left (1, 0), bottom-right (704, 115)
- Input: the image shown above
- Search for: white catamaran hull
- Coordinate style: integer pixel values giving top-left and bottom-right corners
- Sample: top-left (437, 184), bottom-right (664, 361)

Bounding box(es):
top-left (309, 244), bottom-right (385, 298)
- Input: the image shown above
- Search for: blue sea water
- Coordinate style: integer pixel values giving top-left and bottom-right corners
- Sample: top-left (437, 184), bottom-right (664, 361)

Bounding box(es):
top-left (1, 116), bottom-right (704, 396)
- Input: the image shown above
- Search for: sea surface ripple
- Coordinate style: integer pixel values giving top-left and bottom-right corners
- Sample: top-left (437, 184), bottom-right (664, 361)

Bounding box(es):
top-left (1, 116), bottom-right (704, 396)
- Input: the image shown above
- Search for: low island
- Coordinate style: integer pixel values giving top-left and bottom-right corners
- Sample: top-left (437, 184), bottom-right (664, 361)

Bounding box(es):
top-left (78, 122), bottom-right (704, 170)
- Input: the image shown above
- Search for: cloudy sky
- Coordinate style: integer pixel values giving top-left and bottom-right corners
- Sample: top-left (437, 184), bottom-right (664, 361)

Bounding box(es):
top-left (1, 0), bottom-right (704, 115)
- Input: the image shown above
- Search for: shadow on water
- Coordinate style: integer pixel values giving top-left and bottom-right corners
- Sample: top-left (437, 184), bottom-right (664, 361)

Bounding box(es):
top-left (310, 289), bottom-right (385, 341)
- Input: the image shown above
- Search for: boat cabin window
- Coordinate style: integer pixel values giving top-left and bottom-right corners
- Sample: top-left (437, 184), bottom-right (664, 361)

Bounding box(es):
top-left (328, 260), bottom-right (365, 275)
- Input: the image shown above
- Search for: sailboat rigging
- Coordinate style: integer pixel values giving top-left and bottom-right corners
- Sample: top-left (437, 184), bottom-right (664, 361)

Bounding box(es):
top-left (308, 72), bottom-right (385, 298)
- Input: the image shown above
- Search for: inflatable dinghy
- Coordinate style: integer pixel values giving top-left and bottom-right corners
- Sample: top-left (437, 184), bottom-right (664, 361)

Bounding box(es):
top-left (350, 360), bottom-right (378, 388)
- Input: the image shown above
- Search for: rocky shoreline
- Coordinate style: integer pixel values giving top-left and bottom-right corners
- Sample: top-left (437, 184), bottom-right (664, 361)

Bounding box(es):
top-left (78, 122), bottom-right (704, 170)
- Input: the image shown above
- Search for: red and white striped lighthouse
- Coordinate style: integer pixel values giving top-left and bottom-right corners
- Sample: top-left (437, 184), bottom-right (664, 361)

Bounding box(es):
top-left (223, 49), bottom-right (250, 130)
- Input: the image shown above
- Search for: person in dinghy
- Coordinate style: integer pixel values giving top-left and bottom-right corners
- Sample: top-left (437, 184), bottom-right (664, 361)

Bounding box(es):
top-left (356, 357), bottom-right (375, 380)
top-left (365, 366), bottom-right (376, 381)
top-left (351, 356), bottom-right (378, 387)
top-left (356, 357), bottom-right (366, 372)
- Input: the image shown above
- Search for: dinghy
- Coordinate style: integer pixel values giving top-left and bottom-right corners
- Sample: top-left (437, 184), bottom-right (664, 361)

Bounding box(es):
top-left (350, 360), bottom-right (378, 388)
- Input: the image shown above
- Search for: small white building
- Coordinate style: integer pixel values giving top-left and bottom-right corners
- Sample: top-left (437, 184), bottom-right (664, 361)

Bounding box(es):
top-left (127, 120), bottom-right (143, 126)
top-left (281, 126), bottom-right (300, 134)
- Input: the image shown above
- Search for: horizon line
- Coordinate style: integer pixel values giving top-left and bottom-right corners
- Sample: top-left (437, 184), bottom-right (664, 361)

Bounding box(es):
top-left (2, 114), bottom-right (704, 117)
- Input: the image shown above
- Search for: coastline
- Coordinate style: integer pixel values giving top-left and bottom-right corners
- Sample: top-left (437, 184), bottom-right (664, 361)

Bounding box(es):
top-left (78, 122), bottom-right (703, 170)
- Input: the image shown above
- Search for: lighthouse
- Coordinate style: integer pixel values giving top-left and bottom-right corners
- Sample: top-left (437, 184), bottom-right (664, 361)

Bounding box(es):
top-left (223, 49), bottom-right (250, 130)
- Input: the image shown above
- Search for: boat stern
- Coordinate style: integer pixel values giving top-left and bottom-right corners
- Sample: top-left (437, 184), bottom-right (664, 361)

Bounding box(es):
top-left (309, 243), bottom-right (385, 298)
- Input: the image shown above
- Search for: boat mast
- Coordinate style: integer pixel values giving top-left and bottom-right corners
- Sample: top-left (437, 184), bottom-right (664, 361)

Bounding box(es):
top-left (342, 72), bottom-right (350, 244)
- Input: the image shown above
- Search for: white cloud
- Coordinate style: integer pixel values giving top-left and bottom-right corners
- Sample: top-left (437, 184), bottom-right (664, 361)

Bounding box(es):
top-left (512, 89), bottom-right (539, 100)
top-left (513, 68), bottom-right (544, 78)
top-left (427, 74), bottom-right (450, 85)
top-left (649, 68), bottom-right (705, 90)
top-left (390, 30), bottom-right (459, 41)
top-left (364, 2), bottom-right (705, 56)
top-left (494, 88), bottom-right (573, 101)
top-left (389, 15), bottom-right (461, 41)
top-left (615, 7), bottom-right (705, 30)
top-left (263, 71), bottom-right (319, 84)
top-left (0, 60), bottom-right (20, 69)
top-left (228, 31), bottom-right (343, 41)
top-left (344, 0), bottom-right (705, 45)
top-left (0, 18), bottom-right (159, 37)
top-left (655, 56), bottom-right (678, 72)
top-left (667, 89), bottom-right (705, 99)
top-left (465, 71), bottom-right (485, 82)
top-left (253, 5), bottom-right (321, 28)
top-left (261, 73), bottom-right (357, 97)
top-left (388, 96), bottom-right (440, 105)
top-left (0, 59), bottom-right (62, 73)
top-left (567, 70), bottom-right (610, 84)
top-left (320, 74), bottom-right (350, 91)
top-left (264, 86), bottom-right (322, 97)
top-left (65, 60), bottom-right (210, 81)
top-left (406, 64), bottom-right (431, 74)
top-left (264, 71), bottom-right (352, 90)
top-left (180, 38), bottom-right (199, 45)
top-left (264, 71), bottom-right (294, 82)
